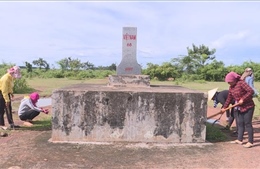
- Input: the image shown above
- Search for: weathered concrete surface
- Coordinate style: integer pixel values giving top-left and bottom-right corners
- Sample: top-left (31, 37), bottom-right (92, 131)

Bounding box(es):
top-left (51, 84), bottom-right (207, 143)
top-left (108, 75), bottom-right (150, 87)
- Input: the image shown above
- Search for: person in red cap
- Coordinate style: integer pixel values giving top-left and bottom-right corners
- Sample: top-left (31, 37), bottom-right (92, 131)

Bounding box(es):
top-left (0, 65), bottom-right (22, 130)
top-left (221, 71), bottom-right (255, 148)
top-left (18, 92), bottom-right (49, 127)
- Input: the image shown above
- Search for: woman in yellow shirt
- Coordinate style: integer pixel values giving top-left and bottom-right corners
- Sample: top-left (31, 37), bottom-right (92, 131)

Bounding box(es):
top-left (0, 66), bottom-right (22, 129)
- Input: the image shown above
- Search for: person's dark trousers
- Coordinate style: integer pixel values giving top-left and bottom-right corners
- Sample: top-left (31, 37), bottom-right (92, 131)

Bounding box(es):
top-left (0, 91), bottom-right (5, 126)
top-left (229, 108), bottom-right (239, 132)
top-left (234, 110), bottom-right (239, 133)
top-left (19, 110), bottom-right (40, 121)
top-left (5, 94), bottom-right (15, 125)
top-left (237, 107), bottom-right (254, 144)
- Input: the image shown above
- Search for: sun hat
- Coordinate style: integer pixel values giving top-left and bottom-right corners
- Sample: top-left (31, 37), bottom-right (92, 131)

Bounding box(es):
top-left (207, 88), bottom-right (218, 101)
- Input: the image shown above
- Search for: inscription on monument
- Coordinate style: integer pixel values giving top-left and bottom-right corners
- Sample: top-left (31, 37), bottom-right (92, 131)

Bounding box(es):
top-left (117, 27), bottom-right (141, 75)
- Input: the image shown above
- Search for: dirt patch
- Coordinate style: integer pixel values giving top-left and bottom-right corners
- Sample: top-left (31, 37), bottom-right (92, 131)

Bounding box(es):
top-left (1, 102), bottom-right (260, 168)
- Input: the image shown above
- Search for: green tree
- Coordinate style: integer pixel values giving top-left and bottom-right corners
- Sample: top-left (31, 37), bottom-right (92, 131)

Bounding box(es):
top-left (57, 57), bottom-right (95, 72)
top-left (25, 62), bottom-right (33, 73)
top-left (172, 44), bottom-right (216, 74)
top-left (108, 63), bottom-right (117, 71)
top-left (172, 56), bottom-right (195, 74)
top-left (57, 58), bottom-right (69, 71)
top-left (143, 62), bottom-right (180, 81)
top-left (81, 61), bottom-right (94, 70)
top-left (32, 58), bottom-right (49, 70)
top-left (68, 57), bottom-right (81, 71)
top-left (199, 60), bottom-right (227, 81)
top-left (187, 44), bottom-right (216, 67)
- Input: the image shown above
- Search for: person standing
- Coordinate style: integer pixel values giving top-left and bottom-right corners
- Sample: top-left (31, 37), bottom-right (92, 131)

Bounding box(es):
top-left (241, 67), bottom-right (258, 97)
top-left (0, 66), bottom-right (22, 129)
top-left (18, 92), bottom-right (49, 127)
top-left (221, 71), bottom-right (255, 148)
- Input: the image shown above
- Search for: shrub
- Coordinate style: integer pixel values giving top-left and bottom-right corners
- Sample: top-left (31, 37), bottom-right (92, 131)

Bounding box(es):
top-left (13, 78), bottom-right (34, 94)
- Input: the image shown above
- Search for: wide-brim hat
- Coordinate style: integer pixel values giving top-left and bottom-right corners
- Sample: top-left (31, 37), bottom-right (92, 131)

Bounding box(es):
top-left (207, 88), bottom-right (218, 101)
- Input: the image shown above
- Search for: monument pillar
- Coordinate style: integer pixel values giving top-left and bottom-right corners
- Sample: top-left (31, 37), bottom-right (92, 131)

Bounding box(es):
top-left (108, 27), bottom-right (150, 87)
top-left (117, 27), bottom-right (141, 75)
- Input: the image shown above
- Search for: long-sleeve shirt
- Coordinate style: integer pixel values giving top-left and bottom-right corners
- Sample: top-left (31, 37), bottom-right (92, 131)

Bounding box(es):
top-left (223, 80), bottom-right (255, 113)
top-left (216, 90), bottom-right (229, 106)
top-left (0, 73), bottom-right (14, 102)
top-left (245, 75), bottom-right (258, 96)
top-left (18, 96), bottom-right (42, 116)
top-left (215, 90), bottom-right (235, 114)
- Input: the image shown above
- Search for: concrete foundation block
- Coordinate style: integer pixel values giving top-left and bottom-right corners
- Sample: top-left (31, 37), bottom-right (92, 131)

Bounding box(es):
top-left (51, 84), bottom-right (207, 143)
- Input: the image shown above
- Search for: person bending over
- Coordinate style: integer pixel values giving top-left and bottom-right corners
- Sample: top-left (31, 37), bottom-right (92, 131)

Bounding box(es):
top-left (208, 88), bottom-right (237, 136)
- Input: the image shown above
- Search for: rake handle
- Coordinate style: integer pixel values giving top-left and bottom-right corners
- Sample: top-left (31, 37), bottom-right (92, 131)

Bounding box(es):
top-left (207, 103), bottom-right (239, 119)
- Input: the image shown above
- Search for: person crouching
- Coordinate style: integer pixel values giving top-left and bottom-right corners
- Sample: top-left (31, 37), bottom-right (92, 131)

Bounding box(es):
top-left (18, 92), bottom-right (49, 127)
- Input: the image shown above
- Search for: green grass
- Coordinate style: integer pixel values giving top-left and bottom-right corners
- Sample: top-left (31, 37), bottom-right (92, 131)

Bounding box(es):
top-left (25, 78), bottom-right (260, 117)
top-left (151, 80), bottom-right (260, 117)
top-left (20, 116), bottom-right (52, 131)
top-left (206, 123), bottom-right (227, 142)
top-left (27, 78), bottom-right (108, 96)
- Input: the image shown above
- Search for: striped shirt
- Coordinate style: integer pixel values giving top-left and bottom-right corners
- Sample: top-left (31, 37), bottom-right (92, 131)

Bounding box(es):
top-left (223, 80), bottom-right (255, 113)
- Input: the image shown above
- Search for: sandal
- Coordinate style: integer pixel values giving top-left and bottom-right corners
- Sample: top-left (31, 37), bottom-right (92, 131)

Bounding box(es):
top-left (230, 140), bottom-right (243, 145)
top-left (243, 142), bottom-right (253, 148)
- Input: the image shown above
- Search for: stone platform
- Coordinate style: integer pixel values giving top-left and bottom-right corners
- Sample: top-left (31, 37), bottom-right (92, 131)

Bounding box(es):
top-left (51, 84), bottom-right (207, 143)
top-left (108, 75), bottom-right (150, 87)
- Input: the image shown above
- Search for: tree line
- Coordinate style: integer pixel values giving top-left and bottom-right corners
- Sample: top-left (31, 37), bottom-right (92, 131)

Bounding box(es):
top-left (1, 44), bottom-right (259, 82)
top-left (143, 44), bottom-right (260, 82)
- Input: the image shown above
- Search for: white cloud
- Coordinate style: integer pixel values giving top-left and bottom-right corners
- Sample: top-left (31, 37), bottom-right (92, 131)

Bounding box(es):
top-left (0, 1), bottom-right (260, 67)
top-left (210, 30), bottom-right (250, 49)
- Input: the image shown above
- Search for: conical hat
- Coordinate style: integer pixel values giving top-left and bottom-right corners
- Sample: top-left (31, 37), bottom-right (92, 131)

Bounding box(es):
top-left (207, 88), bottom-right (218, 101)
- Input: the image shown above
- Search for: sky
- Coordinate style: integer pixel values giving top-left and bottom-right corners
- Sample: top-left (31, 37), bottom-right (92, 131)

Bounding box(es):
top-left (0, 1), bottom-right (260, 69)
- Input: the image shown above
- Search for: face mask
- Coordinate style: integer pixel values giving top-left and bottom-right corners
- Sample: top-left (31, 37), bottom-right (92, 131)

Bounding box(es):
top-left (12, 71), bottom-right (22, 79)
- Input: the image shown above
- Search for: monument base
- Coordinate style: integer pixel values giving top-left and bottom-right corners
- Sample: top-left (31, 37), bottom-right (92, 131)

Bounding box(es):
top-left (51, 84), bottom-right (207, 143)
top-left (108, 75), bottom-right (150, 87)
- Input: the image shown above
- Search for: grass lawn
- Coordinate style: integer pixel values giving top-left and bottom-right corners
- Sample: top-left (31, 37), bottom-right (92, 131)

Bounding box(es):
top-left (25, 78), bottom-right (260, 117)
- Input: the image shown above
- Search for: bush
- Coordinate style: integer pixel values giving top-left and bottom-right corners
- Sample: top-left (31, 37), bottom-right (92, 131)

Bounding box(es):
top-left (13, 77), bottom-right (34, 94)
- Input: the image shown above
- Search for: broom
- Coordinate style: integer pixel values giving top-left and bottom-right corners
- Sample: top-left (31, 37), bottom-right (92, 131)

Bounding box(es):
top-left (207, 103), bottom-right (239, 126)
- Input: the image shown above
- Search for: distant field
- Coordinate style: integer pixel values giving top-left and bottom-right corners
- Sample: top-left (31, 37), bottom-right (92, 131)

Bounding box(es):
top-left (27, 78), bottom-right (109, 96)
top-left (26, 78), bottom-right (260, 117)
